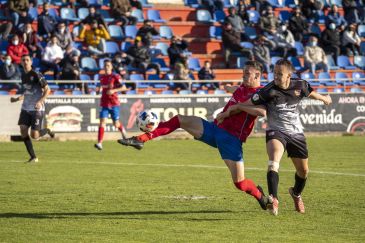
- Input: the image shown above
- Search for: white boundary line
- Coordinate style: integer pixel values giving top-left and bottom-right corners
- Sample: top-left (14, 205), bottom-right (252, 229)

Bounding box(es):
top-left (3, 160), bottom-right (365, 177)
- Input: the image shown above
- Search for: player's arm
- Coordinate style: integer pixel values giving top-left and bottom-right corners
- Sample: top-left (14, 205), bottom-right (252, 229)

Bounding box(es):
top-left (35, 74), bottom-right (50, 110)
top-left (10, 95), bottom-right (24, 103)
top-left (308, 91), bottom-right (332, 105)
top-left (216, 103), bottom-right (266, 124)
top-left (107, 85), bottom-right (129, 95)
top-left (224, 84), bottom-right (239, 93)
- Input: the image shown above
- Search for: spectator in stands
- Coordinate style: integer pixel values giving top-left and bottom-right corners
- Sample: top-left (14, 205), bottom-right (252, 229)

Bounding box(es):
top-left (80, 5), bottom-right (108, 29)
top-left (167, 36), bottom-right (189, 68)
top-left (225, 6), bottom-right (248, 41)
top-left (258, 6), bottom-right (279, 36)
top-left (126, 36), bottom-right (160, 78)
top-left (326, 5), bottom-right (347, 30)
top-left (8, 0), bottom-right (30, 29)
top-left (60, 51), bottom-right (89, 94)
top-left (253, 34), bottom-right (275, 73)
top-left (42, 34), bottom-right (64, 80)
top-left (173, 58), bottom-right (190, 91)
top-left (237, 1), bottom-right (250, 25)
top-left (250, 0), bottom-right (270, 13)
top-left (201, 0), bottom-right (224, 16)
top-left (0, 21), bottom-right (13, 41)
top-left (54, 22), bottom-right (73, 51)
top-left (117, 66), bottom-right (133, 90)
top-left (198, 60), bottom-right (218, 89)
top-left (343, 0), bottom-right (361, 24)
top-left (7, 34), bottom-right (29, 65)
top-left (304, 35), bottom-right (329, 74)
top-left (342, 23), bottom-right (361, 56)
top-left (320, 22), bottom-right (341, 64)
top-left (300, 0), bottom-right (324, 22)
top-left (0, 55), bottom-right (21, 90)
top-left (22, 21), bottom-right (42, 58)
top-left (272, 23), bottom-right (296, 58)
top-left (37, 2), bottom-right (58, 39)
top-left (112, 51), bottom-right (131, 72)
top-left (110, 0), bottom-right (138, 27)
top-left (79, 20), bottom-right (111, 56)
top-left (136, 20), bottom-right (159, 47)
top-left (289, 6), bottom-right (310, 42)
top-left (129, 0), bottom-right (143, 10)
top-left (222, 22), bottom-right (253, 68)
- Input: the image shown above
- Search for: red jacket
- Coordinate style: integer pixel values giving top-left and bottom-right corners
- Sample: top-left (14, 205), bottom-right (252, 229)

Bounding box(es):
top-left (7, 43), bottom-right (29, 64)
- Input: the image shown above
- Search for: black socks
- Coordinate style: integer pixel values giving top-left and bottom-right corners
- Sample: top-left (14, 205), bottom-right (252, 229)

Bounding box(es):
top-left (267, 170), bottom-right (279, 199)
top-left (39, 128), bottom-right (49, 137)
top-left (293, 173), bottom-right (307, 196)
top-left (23, 136), bottom-right (36, 158)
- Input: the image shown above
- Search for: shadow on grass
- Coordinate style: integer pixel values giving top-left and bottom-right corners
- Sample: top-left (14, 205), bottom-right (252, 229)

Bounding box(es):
top-left (0, 210), bottom-right (235, 221)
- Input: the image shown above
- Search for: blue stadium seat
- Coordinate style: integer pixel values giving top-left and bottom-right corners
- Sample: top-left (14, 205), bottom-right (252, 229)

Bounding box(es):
top-left (279, 10), bottom-right (291, 22)
top-left (140, 0), bottom-right (153, 8)
top-left (72, 26), bottom-right (80, 37)
top-left (80, 74), bottom-right (91, 81)
top-left (247, 10), bottom-right (260, 24)
top-left (310, 24), bottom-right (321, 36)
top-left (81, 57), bottom-right (99, 71)
top-left (244, 26), bottom-right (257, 39)
top-left (335, 72), bottom-right (349, 84)
top-left (130, 74), bottom-right (144, 81)
top-left (48, 8), bottom-right (59, 20)
top-left (316, 88), bottom-right (328, 93)
top-left (161, 90), bottom-right (174, 95)
top-left (105, 41), bottom-right (120, 54)
top-left (99, 9), bottom-right (114, 22)
top-left (240, 42), bottom-right (254, 49)
top-left (159, 26), bottom-right (173, 39)
top-left (148, 74), bottom-right (161, 80)
top-left (330, 0), bottom-right (342, 7)
top-left (0, 90), bottom-right (9, 95)
top-left (301, 72), bottom-right (316, 81)
top-left (223, 0), bottom-right (235, 7)
top-left (125, 25), bottom-right (138, 39)
top-left (108, 25), bottom-right (124, 40)
top-left (98, 58), bottom-right (108, 69)
top-left (60, 8), bottom-right (80, 21)
top-left (237, 57), bottom-right (249, 68)
top-left (318, 72), bottom-right (332, 85)
top-left (131, 9), bottom-right (144, 22)
top-left (144, 90), bottom-right (156, 95)
top-left (72, 90), bottom-right (83, 95)
top-left (147, 9), bottom-right (166, 23)
top-left (0, 40), bottom-right (8, 54)
top-left (271, 56), bottom-right (282, 66)
top-left (197, 10), bottom-right (213, 23)
top-left (361, 42), bottom-right (365, 55)
top-left (352, 72), bottom-right (365, 83)
top-left (78, 8), bottom-right (89, 20)
top-left (288, 56), bottom-right (302, 70)
top-left (354, 55), bottom-right (365, 69)
top-left (188, 58), bottom-right (201, 71)
top-left (179, 90), bottom-right (191, 95)
top-left (53, 90), bottom-right (66, 95)
top-left (155, 42), bottom-right (169, 56)
top-left (126, 90), bottom-right (137, 95)
top-left (214, 89), bottom-right (226, 94)
top-left (197, 90), bottom-right (208, 95)
top-left (326, 55), bottom-right (339, 70)
top-left (214, 10), bottom-right (226, 23)
top-left (294, 41), bottom-right (304, 56)
top-left (152, 58), bottom-right (170, 72)
top-left (0, 9), bottom-right (7, 21)
top-left (268, 0), bottom-right (285, 7)
top-left (209, 26), bottom-right (222, 39)
top-left (285, 0), bottom-right (297, 7)
top-left (333, 87), bottom-right (345, 93)
top-left (350, 87), bottom-right (364, 93)
top-left (121, 41), bottom-right (132, 52)
top-left (28, 7), bottom-right (38, 20)
top-left (337, 56), bottom-right (356, 69)
top-left (184, 0), bottom-right (200, 8)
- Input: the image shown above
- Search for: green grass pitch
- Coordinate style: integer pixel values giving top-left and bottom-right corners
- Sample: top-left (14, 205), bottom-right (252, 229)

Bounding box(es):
top-left (0, 136), bottom-right (364, 242)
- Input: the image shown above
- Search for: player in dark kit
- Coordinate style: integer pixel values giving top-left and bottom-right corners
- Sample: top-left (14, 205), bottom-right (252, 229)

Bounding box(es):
top-left (218, 59), bottom-right (332, 215)
top-left (94, 59), bottom-right (128, 150)
top-left (10, 55), bottom-right (54, 163)
top-left (118, 61), bottom-right (274, 211)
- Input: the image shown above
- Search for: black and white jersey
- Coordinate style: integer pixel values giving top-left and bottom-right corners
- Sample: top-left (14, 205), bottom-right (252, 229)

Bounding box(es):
top-left (251, 78), bottom-right (313, 134)
top-left (21, 70), bottom-right (48, 111)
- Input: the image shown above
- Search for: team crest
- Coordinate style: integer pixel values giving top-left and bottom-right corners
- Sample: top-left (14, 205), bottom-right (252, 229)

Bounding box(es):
top-left (294, 90), bottom-right (301, 96)
top-left (252, 93), bottom-right (259, 101)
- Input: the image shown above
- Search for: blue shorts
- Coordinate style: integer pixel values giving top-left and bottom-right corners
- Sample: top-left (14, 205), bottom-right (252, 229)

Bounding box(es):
top-left (99, 106), bottom-right (120, 121)
top-left (197, 119), bottom-right (243, 162)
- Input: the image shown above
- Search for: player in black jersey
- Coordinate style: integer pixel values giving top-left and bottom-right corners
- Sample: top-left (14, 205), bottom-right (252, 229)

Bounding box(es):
top-left (10, 54), bottom-right (54, 163)
top-left (218, 59), bottom-right (332, 215)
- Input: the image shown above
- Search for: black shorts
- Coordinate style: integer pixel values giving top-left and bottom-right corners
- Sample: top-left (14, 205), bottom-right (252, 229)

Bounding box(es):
top-left (18, 110), bottom-right (45, 131)
top-left (266, 130), bottom-right (308, 159)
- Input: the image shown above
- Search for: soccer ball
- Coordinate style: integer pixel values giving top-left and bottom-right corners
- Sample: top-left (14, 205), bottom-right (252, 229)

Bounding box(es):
top-left (136, 110), bottom-right (160, 132)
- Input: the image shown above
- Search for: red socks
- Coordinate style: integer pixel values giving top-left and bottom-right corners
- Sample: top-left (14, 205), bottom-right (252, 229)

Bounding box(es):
top-left (98, 126), bottom-right (105, 143)
top-left (137, 115), bottom-right (180, 142)
top-left (234, 179), bottom-right (262, 200)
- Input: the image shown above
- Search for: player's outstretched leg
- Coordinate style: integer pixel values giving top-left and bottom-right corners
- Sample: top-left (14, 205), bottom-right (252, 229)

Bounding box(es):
top-left (94, 126), bottom-right (104, 150)
top-left (20, 126), bottom-right (38, 163)
top-left (118, 115), bottom-right (181, 150)
top-left (289, 158), bottom-right (309, 214)
top-left (38, 128), bottom-right (55, 138)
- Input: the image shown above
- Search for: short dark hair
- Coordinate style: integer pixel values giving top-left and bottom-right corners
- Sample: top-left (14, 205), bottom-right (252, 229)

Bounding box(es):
top-left (21, 54), bottom-right (31, 59)
top-left (245, 60), bottom-right (263, 73)
top-left (104, 59), bottom-right (112, 64)
top-left (275, 59), bottom-right (295, 72)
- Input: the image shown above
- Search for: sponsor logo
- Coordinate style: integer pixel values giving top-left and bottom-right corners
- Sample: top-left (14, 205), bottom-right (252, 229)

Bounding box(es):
top-left (294, 90), bottom-right (301, 97)
top-left (300, 109), bottom-right (342, 125)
